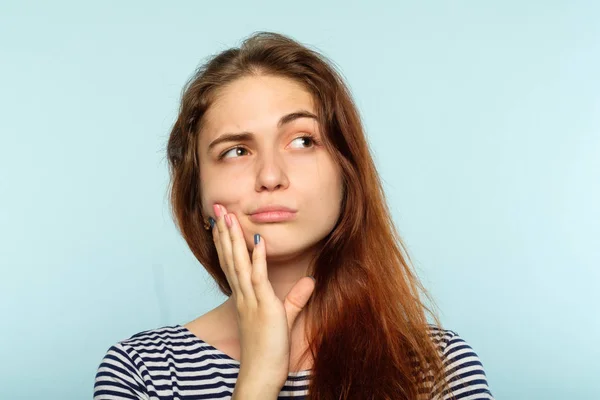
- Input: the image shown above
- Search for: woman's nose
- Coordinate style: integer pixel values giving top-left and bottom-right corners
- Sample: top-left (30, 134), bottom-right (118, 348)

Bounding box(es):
top-left (254, 152), bottom-right (290, 192)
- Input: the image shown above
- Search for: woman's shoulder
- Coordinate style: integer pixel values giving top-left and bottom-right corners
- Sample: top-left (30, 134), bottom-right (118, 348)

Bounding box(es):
top-left (99, 325), bottom-right (184, 352)
top-left (95, 325), bottom-right (194, 370)
top-left (119, 324), bottom-right (190, 345)
top-left (426, 324), bottom-right (495, 399)
top-left (426, 324), bottom-right (485, 361)
top-left (426, 324), bottom-right (461, 351)
top-left (100, 324), bottom-right (202, 361)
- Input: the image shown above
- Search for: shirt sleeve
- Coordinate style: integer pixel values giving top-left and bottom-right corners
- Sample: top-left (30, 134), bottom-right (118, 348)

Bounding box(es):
top-left (432, 330), bottom-right (495, 400)
top-left (93, 343), bottom-right (149, 400)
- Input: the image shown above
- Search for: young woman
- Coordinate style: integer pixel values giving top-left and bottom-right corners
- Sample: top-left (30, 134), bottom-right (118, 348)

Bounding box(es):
top-left (94, 32), bottom-right (494, 400)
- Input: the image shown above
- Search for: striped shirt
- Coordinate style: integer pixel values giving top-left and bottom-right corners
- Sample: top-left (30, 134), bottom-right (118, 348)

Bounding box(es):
top-left (94, 325), bottom-right (494, 399)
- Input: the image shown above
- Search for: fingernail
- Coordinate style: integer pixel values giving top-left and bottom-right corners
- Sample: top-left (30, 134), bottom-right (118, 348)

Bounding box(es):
top-left (309, 275), bottom-right (316, 282)
top-left (209, 217), bottom-right (215, 228)
top-left (254, 233), bottom-right (260, 245)
top-left (213, 204), bottom-right (221, 218)
top-left (225, 214), bottom-right (232, 227)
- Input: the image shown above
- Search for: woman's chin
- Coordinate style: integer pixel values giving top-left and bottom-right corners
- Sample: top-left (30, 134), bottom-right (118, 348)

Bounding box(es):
top-left (263, 242), bottom-right (313, 264)
top-left (241, 226), bottom-right (320, 263)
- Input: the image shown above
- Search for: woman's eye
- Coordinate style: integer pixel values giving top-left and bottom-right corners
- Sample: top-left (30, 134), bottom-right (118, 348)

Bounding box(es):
top-left (220, 147), bottom-right (249, 159)
top-left (289, 135), bottom-right (315, 149)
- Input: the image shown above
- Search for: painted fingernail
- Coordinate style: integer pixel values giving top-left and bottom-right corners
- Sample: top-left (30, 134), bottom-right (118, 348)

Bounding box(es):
top-left (225, 214), bottom-right (232, 227)
top-left (209, 217), bottom-right (215, 228)
top-left (213, 204), bottom-right (221, 218)
top-left (254, 233), bottom-right (260, 245)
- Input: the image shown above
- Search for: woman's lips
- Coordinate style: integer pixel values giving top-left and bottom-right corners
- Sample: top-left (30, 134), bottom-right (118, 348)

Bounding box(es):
top-left (248, 210), bottom-right (297, 223)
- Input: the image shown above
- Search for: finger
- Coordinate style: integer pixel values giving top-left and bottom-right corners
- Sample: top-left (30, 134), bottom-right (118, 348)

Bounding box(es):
top-left (250, 233), bottom-right (277, 305)
top-left (227, 213), bottom-right (257, 306)
top-left (214, 204), bottom-right (240, 298)
top-left (211, 217), bottom-right (235, 298)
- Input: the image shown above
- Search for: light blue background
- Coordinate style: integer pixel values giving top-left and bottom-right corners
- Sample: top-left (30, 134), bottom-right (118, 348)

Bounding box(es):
top-left (1, 1), bottom-right (598, 399)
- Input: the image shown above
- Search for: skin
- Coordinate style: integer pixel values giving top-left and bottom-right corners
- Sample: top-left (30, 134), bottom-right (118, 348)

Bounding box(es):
top-left (194, 74), bottom-right (344, 369)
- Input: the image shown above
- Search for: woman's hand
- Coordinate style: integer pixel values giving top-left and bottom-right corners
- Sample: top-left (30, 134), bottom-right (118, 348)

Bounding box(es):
top-left (210, 203), bottom-right (316, 389)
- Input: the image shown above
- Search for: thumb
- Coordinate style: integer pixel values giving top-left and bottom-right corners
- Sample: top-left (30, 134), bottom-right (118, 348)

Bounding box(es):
top-left (283, 276), bottom-right (316, 331)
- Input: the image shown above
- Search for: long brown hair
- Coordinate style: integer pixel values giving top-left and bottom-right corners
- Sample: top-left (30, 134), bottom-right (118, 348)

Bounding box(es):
top-left (166, 31), bottom-right (454, 400)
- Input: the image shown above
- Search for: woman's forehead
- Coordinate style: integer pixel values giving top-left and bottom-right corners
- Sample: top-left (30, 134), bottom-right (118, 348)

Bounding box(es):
top-left (201, 77), bottom-right (318, 140)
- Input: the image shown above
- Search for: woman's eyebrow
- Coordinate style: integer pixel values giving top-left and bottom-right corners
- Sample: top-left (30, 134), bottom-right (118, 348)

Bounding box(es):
top-left (207, 110), bottom-right (318, 152)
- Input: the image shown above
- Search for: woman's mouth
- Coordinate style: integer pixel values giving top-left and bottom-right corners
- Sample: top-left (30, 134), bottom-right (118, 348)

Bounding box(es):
top-left (248, 210), bottom-right (297, 223)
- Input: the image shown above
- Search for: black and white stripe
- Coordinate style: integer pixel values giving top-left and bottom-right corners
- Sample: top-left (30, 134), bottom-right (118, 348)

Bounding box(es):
top-left (427, 327), bottom-right (494, 400)
top-left (94, 325), bottom-right (493, 399)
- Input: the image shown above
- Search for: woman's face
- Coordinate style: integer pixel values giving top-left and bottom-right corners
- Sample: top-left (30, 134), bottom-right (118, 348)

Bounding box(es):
top-left (198, 75), bottom-right (343, 262)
